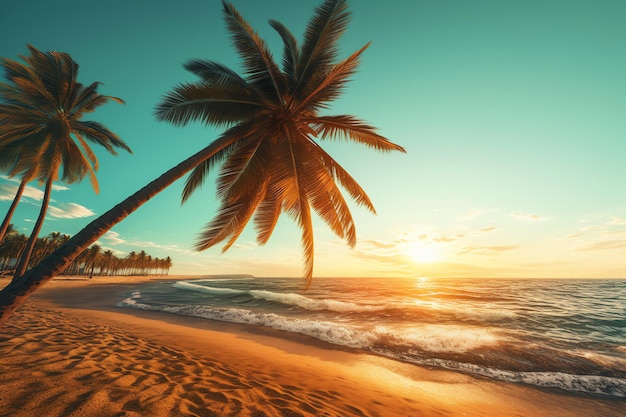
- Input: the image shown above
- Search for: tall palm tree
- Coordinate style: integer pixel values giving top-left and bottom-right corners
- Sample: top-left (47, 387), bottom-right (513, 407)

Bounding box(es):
top-left (0, 45), bottom-right (132, 281)
top-left (0, 179), bottom-right (27, 244)
top-left (0, 142), bottom-right (33, 244)
top-left (0, 0), bottom-right (404, 325)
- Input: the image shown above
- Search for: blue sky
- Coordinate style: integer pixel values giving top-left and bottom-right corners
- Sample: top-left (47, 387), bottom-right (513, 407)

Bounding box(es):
top-left (1, 0), bottom-right (625, 278)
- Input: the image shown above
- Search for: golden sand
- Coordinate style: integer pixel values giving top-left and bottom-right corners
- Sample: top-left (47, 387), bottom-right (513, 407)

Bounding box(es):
top-left (0, 276), bottom-right (623, 416)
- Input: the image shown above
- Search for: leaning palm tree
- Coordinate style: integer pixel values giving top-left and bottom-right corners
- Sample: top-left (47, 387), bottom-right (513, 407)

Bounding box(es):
top-left (0, 0), bottom-right (404, 325)
top-left (0, 45), bottom-right (132, 280)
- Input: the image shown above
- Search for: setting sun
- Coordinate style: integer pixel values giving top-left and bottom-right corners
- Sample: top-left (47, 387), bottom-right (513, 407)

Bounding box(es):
top-left (406, 242), bottom-right (441, 263)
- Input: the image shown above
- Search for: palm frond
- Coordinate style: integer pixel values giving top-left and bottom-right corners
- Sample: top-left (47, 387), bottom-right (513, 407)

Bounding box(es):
top-left (269, 19), bottom-right (298, 87)
top-left (1, 58), bottom-right (57, 109)
top-left (61, 138), bottom-right (99, 192)
top-left (295, 42), bottom-right (369, 113)
top-left (72, 120), bottom-right (132, 154)
top-left (181, 121), bottom-right (262, 203)
top-left (184, 59), bottom-right (248, 87)
top-left (216, 134), bottom-right (268, 201)
top-left (194, 181), bottom-right (265, 252)
top-left (35, 134), bottom-right (61, 183)
top-left (70, 82), bottom-right (123, 115)
top-left (194, 204), bottom-right (240, 250)
top-left (253, 189), bottom-right (281, 245)
top-left (67, 80), bottom-right (99, 109)
top-left (295, 0), bottom-right (350, 96)
top-left (295, 136), bottom-right (357, 245)
top-left (311, 115), bottom-right (406, 152)
top-left (72, 133), bottom-right (98, 168)
top-left (222, 1), bottom-right (286, 101)
top-left (319, 148), bottom-right (376, 213)
top-left (220, 181), bottom-right (267, 252)
top-left (294, 193), bottom-right (314, 284)
top-left (0, 102), bottom-right (48, 122)
top-left (61, 57), bottom-right (79, 113)
top-left (182, 144), bottom-right (235, 203)
top-left (0, 124), bottom-right (48, 147)
top-left (155, 82), bottom-right (262, 127)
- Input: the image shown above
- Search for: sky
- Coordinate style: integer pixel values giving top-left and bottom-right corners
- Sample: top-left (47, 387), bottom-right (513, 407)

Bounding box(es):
top-left (1, 0), bottom-right (625, 278)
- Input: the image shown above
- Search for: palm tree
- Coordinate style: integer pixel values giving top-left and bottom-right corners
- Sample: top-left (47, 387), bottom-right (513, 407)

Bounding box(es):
top-left (0, 225), bottom-right (25, 271)
top-left (101, 249), bottom-right (114, 276)
top-left (0, 45), bottom-right (132, 281)
top-left (0, 0), bottom-right (404, 325)
top-left (86, 244), bottom-right (101, 278)
top-left (163, 256), bottom-right (172, 276)
top-left (0, 179), bottom-right (27, 244)
top-left (0, 141), bottom-right (34, 245)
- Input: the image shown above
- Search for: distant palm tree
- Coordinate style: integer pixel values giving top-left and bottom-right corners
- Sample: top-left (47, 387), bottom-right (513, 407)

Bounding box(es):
top-left (0, 0), bottom-right (404, 324)
top-left (163, 256), bottom-right (172, 276)
top-left (0, 45), bottom-right (132, 280)
top-left (86, 244), bottom-right (101, 278)
top-left (0, 225), bottom-right (25, 271)
top-left (101, 249), bottom-right (114, 276)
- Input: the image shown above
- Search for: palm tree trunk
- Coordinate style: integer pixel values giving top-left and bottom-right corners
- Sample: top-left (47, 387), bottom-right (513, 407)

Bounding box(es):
top-left (12, 178), bottom-right (53, 281)
top-left (0, 139), bottom-right (236, 326)
top-left (0, 179), bottom-right (27, 244)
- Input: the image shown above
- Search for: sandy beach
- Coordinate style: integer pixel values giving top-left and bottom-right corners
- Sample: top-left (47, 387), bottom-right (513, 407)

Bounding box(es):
top-left (0, 276), bottom-right (623, 417)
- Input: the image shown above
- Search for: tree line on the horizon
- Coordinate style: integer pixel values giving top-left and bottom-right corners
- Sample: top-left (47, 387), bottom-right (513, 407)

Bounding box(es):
top-left (0, 0), bottom-right (404, 324)
top-left (0, 225), bottom-right (172, 277)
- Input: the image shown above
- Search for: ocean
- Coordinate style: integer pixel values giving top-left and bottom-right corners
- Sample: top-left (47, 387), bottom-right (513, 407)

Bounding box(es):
top-left (117, 277), bottom-right (626, 398)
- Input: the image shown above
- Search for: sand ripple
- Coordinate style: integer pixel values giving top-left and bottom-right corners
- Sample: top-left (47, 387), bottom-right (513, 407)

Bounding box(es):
top-left (0, 304), bottom-right (375, 417)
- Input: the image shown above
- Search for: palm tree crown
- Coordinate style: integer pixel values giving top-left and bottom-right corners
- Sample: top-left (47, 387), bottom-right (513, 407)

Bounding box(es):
top-left (0, 44), bottom-right (132, 189)
top-left (156, 0), bottom-right (405, 281)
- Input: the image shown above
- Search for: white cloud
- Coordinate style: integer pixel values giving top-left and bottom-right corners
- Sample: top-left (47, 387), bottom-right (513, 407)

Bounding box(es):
top-left (0, 176), bottom-right (69, 202)
top-left (101, 230), bottom-right (190, 254)
top-left (0, 175), bottom-right (17, 183)
top-left (102, 231), bottom-right (126, 245)
top-left (48, 203), bottom-right (96, 219)
top-left (23, 185), bottom-right (45, 200)
top-left (0, 183), bottom-right (45, 201)
top-left (0, 184), bottom-right (16, 201)
top-left (52, 184), bottom-right (70, 192)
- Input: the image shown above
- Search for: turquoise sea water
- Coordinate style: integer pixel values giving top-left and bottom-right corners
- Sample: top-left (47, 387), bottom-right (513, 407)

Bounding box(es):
top-left (118, 277), bottom-right (626, 398)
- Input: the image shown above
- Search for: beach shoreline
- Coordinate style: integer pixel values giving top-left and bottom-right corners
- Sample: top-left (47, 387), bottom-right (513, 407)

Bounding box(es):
top-left (0, 276), bottom-right (624, 416)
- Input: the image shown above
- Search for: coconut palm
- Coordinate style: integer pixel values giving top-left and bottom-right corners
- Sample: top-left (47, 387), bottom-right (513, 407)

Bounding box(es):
top-left (0, 225), bottom-right (25, 271)
top-left (0, 147), bottom-right (30, 244)
top-left (0, 45), bottom-right (132, 280)
top-left (101, 250), bottom-right (114, 276)
top-left (0, 181), bottom-right (27, 244)
top-left (0, 0), bottom-right (404, 325)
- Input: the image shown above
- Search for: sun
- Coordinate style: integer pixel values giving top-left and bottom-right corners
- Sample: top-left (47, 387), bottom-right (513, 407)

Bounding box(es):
top-left (405, 242), bottom-right (441, 263)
